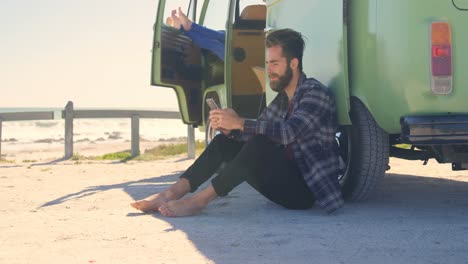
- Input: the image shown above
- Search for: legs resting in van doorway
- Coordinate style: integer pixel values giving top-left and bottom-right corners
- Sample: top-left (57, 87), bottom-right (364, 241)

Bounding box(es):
top-left (131, 134), bottom-right (315, 217)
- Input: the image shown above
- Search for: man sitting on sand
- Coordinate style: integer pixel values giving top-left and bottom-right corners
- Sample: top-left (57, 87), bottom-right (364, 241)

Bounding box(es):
top-left (131, 29), bottom-right (344, 217)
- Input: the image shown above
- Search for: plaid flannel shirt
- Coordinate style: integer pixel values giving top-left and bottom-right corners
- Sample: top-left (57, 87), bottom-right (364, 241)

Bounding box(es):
top-left (239, 73), bottom-right (344, 213)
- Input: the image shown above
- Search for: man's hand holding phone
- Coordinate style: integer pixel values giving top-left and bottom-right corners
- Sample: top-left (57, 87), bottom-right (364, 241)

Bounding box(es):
top-left (207, 99), bottom-right (244, 133)
top-left (207, 98), bottom-right (228, 134)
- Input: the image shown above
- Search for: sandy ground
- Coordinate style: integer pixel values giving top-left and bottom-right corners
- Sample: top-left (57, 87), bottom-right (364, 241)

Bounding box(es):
top-left (1, 143), bottom-right (468, 264)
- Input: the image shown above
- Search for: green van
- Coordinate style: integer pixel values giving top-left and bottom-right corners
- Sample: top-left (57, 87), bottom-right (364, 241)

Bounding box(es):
top-left (150, 0), bottom-right (468, 200)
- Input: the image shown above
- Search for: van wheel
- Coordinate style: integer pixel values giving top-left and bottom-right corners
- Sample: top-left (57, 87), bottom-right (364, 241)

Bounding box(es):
top-left (339, 97), bottom-right (389, 201)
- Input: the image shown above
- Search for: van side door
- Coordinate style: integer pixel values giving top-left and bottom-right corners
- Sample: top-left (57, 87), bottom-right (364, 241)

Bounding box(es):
top-left (151, 0), bottom-right (204, 124)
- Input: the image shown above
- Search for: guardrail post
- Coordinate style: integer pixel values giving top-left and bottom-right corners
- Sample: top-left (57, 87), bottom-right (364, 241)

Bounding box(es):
top-left (187, 125), bottom-right (195, 159)
top-left (64, 101), bottom-right (74, 159)
top-left (0, 119), bottom-right (2, 160)
top-left (131, 114), bottom-right (140, 157)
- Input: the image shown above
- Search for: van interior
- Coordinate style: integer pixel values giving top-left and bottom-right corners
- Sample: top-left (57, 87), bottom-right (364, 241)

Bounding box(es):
top-left (230, 4), bottom-right (266, 119)
top-left (158, 2), bottom-right (266, 125)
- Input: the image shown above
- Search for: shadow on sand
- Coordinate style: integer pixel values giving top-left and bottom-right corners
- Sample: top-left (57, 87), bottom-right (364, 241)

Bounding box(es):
top-left (39, 173), bottom-right (183, 208)
top-left (39, 171), bottom-right (468, 263)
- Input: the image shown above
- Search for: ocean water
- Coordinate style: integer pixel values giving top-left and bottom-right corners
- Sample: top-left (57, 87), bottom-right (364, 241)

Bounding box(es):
top-left (0, 108), bottom-right (205, 144)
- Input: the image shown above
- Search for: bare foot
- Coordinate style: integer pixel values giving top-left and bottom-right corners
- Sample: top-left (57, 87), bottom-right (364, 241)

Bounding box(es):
top-left (170, 9), bottom-right (182, 29)
top-left (159, 197), bottom-right (207, 217)
top-left (159, 184), bottom-right (218, 217)
top-left (130, 193), bottom-right (169, 213)
top-left (131, 178), bottom-right (191, 213)
top-left (178, 7), bottom-right (192, 31)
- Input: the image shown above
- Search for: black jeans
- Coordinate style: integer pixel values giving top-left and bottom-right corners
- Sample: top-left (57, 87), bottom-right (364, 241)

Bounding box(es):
top-left (180, 134), bottom-right (316, 209)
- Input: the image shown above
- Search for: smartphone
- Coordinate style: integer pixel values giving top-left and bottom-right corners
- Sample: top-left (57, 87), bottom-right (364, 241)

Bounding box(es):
top-left (206, 98), bottom-right (219, 110)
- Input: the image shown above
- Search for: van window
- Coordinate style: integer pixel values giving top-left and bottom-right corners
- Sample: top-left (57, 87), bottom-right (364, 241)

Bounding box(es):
top-left (202, 0), bottom-right (230, 30)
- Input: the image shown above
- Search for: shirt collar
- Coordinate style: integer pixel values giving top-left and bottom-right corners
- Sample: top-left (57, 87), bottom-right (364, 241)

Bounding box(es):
top-left (290, 72), bottom-right (307, 104)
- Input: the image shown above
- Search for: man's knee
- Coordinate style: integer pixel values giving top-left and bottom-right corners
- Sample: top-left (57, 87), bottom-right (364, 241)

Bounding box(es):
top-left (206, 134), bottom-right (243, 156)
top-left (212, 133), bottom-right (228, 142)
top-left (208, 134), bottom-right (231, 147)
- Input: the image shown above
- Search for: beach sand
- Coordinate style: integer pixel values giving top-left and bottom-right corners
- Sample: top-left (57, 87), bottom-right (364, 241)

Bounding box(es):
top-left (1, 142), bottom-right (468, 264)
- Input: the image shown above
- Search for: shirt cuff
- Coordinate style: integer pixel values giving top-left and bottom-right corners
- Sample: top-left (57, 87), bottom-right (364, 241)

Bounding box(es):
top-left (242, 119), bottom-right (257, 138)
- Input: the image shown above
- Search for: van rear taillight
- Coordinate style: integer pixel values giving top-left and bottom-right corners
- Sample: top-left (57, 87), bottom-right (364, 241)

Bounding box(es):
top-left (431, 21), bottom-right (452, 94)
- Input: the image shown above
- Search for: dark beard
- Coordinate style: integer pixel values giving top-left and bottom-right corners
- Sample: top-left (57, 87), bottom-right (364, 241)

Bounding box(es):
top-left (269, 66), bottom-right (293, 92)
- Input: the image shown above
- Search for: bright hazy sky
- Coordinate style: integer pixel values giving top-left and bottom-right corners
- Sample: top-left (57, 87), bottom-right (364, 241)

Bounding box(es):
top-left (1, 0), bottom-right (179, 109)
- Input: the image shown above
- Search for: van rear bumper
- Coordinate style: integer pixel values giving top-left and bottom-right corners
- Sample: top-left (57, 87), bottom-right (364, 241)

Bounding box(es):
top-left (401, 115), bottom-right (468, 144)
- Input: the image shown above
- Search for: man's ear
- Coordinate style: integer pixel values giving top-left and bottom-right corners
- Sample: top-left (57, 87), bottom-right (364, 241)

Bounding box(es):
top-left (290, 58), bottom-right (299, 70)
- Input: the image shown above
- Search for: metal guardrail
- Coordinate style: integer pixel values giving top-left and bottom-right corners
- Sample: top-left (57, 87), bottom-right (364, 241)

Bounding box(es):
top-left (0, 101), bottom-right (196, 160)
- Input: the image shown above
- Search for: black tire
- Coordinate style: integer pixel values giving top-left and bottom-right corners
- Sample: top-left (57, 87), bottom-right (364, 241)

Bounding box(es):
top-left (339, 97), bottom-right (389, 201)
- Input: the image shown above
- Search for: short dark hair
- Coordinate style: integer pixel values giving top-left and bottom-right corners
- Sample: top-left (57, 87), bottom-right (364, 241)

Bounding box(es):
top-left (266, 29), bottom-right (305, 71)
